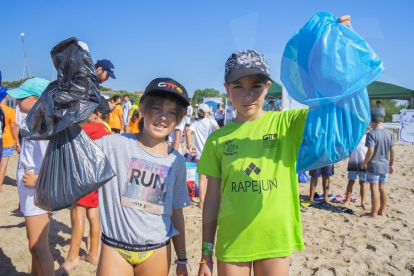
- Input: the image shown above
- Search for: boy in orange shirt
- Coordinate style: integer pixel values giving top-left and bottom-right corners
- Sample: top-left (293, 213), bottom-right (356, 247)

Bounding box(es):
top-left (107, 95), bottom-right (123, 133)
top-left (0, 88), bottom-right (19, 196)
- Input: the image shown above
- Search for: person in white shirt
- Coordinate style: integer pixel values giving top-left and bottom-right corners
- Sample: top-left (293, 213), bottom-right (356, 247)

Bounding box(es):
top-left (122, 95), bottom-right (132, 133)
top-left (168, 117), bottom-right (185, 154)
top-left (225, 101), bottom-right (235, 124)
top-left (194, 104), bottom-right (199, 120)
top-left (214, 102), bottom-right (224, 127)
top-left (185, 98), bottom-right (193, 126)
top-left (344, 133), bottom-right (368, 208)
top-left (185, 103), bottom-right (219, 208)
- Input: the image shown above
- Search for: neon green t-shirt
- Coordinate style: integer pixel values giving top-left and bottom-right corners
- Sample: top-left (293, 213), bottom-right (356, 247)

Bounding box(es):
top-left (198, 109), bottom-right (307, 262)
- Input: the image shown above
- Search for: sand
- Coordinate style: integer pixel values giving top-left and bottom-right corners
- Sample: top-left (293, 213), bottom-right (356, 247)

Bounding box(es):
top-left (1, 139), bottom-right (414, 275)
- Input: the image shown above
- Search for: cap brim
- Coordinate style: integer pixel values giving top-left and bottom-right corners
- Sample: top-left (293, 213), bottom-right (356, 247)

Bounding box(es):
top-left (7, 87), bottom-right (32, 99)
top-left (225, 68), bottom-right (275, 84)
top-left (140, 90), bottom-right (190, 107)
top-left (107, 71), bottom-right (116, 79)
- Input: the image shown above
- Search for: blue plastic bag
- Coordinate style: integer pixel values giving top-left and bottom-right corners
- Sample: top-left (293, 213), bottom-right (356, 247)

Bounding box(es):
top-left (298, 172), bottom-right (309, 183)
top-left (281, 12), bottom-right (384, 172)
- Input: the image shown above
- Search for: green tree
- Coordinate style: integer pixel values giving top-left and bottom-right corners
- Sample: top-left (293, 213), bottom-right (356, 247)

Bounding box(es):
top-left (2, 77), bottom-right (33, 87)
top-left (192, 88), bottom-right (220, 106)
top-left (99, 85), bottom-right (112, 91)
top-left (370, 99), bottom-right (407, 122)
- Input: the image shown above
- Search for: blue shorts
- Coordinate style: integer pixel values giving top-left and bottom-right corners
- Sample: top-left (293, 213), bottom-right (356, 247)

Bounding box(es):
top-left (2, 147), bottom-right (13, 157)
top-left (367, 173), bottom-right (389, 183)
top-left (348, 171), bottom-right (367, 181)
top-left (309, 165), bottom-right (334, 177)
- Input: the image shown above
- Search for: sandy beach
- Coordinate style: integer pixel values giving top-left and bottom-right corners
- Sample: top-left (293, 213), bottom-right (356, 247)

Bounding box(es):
top-left (1, 137), bottom-right (413, 276)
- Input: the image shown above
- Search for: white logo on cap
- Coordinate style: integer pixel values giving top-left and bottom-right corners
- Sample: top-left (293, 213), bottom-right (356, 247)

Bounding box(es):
top-left (110, 68), bottom-right (114, 72)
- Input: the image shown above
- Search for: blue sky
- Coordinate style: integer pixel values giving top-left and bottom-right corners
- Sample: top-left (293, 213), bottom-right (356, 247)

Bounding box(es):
top-left (1, 0), bottom-right (413, 97)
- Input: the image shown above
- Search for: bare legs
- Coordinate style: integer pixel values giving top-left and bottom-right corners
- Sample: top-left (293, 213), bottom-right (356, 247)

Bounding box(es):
top-left (378, 183), bottom-right (388, 216)
top-left (216, 257), bottom-right (290, 276)
top-left (309, 176), bottom-right (330, 203)
top-left (344, 180), bottom-right (366, 209)
top-left (309, 177), bottom-right (317, 201)
top-left (0, 156), bottom-right (10, 196)
top-left (25, 213), bottom-right (54, 276)
top-left (58, 204), bottom-right (100, 273)
top-left (81, 207), bottom-right (100, 264)
top-left (369, 182), bottom-right (380, 218)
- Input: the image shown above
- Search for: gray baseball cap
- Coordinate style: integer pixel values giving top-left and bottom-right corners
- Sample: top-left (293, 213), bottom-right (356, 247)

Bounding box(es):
top-left (224, 50), bottom-right (275, 83)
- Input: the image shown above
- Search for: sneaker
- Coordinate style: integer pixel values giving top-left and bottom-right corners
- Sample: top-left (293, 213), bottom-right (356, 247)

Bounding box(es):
top-left (327, 193), bottom-right (334, 200)
top-left (314, 193), bottom-right (324, 201)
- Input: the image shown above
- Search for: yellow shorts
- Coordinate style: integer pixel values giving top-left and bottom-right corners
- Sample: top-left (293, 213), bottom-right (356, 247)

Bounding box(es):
top-left (115, 248), bottom-right (156, 266)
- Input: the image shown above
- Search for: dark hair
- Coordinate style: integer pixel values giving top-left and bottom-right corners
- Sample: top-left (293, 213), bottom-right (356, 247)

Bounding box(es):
top-left (139, 92), bottom-right (186, 128)
top-left (376, 100), bottom-right (381, 104)
top-left (95, 62), bottom-right (102, 69)
top-left (269, 100), bottom-right (274, 105)
top-left (110, 95), bottom-right (121, 102)
top-left (198, 109), bottom-right (206, 119)
top-left (123, 94), bottom-right (130, 99)
top-left (131, 110), bottom-right (140, 123)
top-left (217, 103), bottom-right (222, 109)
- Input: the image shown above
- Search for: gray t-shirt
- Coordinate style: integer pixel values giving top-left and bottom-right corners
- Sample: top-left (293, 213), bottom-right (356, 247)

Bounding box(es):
top-left (365, 129), bottom-right (395, 174)
top-left (95, 134), bottom-right (190, 246)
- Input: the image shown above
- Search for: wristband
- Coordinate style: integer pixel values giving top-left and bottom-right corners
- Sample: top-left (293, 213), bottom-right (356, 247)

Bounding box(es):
top-left (176, 252), bottom-right (187, 256)
top-left (202, 242), bottom-right (214, 251)
top-left (199, 260), bottom-right (214, 264)
top-left (175, 259), bottom-right (192, 271)
top-left (202, 249), bottom-right (213, 255)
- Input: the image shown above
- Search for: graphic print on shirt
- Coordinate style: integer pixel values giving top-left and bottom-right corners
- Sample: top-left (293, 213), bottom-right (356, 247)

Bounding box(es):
top-left (121, 158), bottom-right (172, 215)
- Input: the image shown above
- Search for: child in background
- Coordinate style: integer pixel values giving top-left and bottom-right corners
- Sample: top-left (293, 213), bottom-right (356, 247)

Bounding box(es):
top-left (93, 78), bottom-right (190, 276)
top-left (197, 15), bottom-right (354, 276)
top-left (361, 109), bottom-right (395, 218)
top-left (344, 133), bottom-right (368, 209)
top-left (7, 78), bottom-right (54, 276)
top-left (168, 117), bottom-right (185, 154)
top-left (129, 109), bottom-right (141, 134)
top-left (185, 103), bottom-right (219, 208)
top-left (57, 96), bottom-right (112, 273)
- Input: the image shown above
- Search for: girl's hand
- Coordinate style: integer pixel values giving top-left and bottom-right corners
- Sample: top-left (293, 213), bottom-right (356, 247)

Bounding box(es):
top-left (198, 257), bottom-right (213, 276)
top-left (176, 263), bottom-right (188, 276)
top-left (338, 14), bottom-right (352, 29)
top-left (22, 172), bottom-right (38, 188)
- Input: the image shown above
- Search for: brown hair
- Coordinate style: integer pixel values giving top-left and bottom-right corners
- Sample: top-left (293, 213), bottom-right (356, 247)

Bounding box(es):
top-left (138, 92), bottom-right (186, 133)
top-left (197, 109), bottom-right (206, 118)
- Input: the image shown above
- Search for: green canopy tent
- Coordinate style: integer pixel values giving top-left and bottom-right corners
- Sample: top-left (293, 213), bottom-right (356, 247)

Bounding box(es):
top-left (265, 82), bottom-right (283, 99)
top-left (367, 81), bottom-right (414, 108)
top-left (265, 81), bottom-right (413, 108)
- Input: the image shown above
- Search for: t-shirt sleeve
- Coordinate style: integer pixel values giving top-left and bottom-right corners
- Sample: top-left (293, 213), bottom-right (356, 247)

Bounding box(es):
top-left (198, 135), bottom-right (221, 178)
top-left (390, 132), bottom-right (395, 147)
top-left (365, 132), bottom-right (375, 147)
top-left (172, 159), bottom-right (191, 209)
top-left (211, 119), bottom-right (219, 128)
top-left (286, 109), bottom-right (308, 148)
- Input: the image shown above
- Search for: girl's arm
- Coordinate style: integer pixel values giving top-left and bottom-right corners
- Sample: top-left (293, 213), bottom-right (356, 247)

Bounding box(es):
top-left (198, 176), bottom-right (221, 275)
top-left (171, 208), bottom-right (188, 276)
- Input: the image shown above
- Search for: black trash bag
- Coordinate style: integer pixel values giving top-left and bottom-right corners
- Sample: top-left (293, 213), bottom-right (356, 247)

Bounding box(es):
top-left (21, 37), bottom-right (100, 140)
top-left (34, 124), bottom-right (116, 211)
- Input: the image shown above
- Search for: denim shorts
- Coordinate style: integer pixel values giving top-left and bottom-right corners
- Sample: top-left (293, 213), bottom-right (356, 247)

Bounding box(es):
top-left (348, 171), bottom-right (367, 181)
top-left (2, 147), bottom-right (13, 157)
top-left (367, 173), bottom-right (389, 183)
